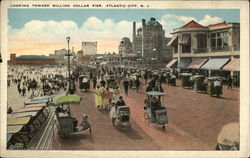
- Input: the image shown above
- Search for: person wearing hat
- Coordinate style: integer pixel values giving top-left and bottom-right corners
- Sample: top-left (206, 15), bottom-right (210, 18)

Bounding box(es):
top-left (214, 79), bottom-right (221, 97)
top-left (123, 78), bottom-right (129, 96)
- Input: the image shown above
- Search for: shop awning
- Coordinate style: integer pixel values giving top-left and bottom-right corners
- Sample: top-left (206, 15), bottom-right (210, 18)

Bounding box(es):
top-left (201, 58), bottom-right (230, 70)
top-left (177, 58), bottom-right (192, 69)
top-left (166, 59), bottom-right (178, 68)
top-left (167, 35), bottom-right (178, 46)
top-left (223, 58), bottom-right (240, 71)
top-left (180, 34), bottom-right (190, 45)
top-left (187, 58), bottom-right (208, 69)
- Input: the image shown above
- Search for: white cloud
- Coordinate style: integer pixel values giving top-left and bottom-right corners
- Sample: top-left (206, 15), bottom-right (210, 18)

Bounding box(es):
top-left (176, 16), bottom-right (197, 23)
top-left (8, 17), bottom-right (135, 55)
top-left (8, 14), bottom-right (224, 55)
top-left (160, 14), bottom-right (196, 36)
top-left (160, 14), bottom-right (223, 36)
top-left (199, 15), bottom-right (223, 26)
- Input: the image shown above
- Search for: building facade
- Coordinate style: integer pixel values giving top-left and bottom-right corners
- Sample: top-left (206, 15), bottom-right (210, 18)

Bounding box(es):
top-left (167, 20), bottom-right (240, 85)
top-left (8, 54), bottom-right (57, 65)
top-left (133, 17), bottom-right (172, 68)
top-left (118, 37), bottom-right (133, 57)
top-left (82, 42), bottom-right (97, 55)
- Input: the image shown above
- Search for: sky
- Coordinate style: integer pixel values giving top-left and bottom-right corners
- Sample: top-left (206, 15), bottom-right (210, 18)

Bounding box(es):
top-left (8, 9), bottom-right (239, 56)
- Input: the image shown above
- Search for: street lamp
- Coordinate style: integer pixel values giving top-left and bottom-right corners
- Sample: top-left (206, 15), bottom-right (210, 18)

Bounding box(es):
top-left (66, 37), bottom-right (72, 85)
top-left (153, 48), bottom-right (156, 69)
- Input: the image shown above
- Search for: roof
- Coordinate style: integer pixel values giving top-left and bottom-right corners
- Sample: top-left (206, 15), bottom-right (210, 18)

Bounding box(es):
top-left (181, 20), bottom-right (205, 28)
top-left (208, 22), bottom-right (228, 28)
top-left (25, 99), bottom-right (49, 105)
top-left (24, 103), bottom-right (47, 108)
top-left (13, 106), bottom-right (43, 113)
top-left (7, 116), bottom-right (31, 125)
top-left (7, 125), bottom-right (24, 134)
top-left (8, 111), bottom-right (38, 120)
top-left (17, 55), bottom-right (56, 60)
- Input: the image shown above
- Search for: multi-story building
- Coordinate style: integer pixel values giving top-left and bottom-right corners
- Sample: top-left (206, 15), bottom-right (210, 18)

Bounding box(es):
top-left (118, 37), bottom-right (133, 57)
top-left (133, 17), bottom-right (172, 68)
top-left (167, 20), bottom-right (240, 85)
top-left (82, 42), bottom-right (97, 56)
top-left (163, 37), bottom-right (173, 63)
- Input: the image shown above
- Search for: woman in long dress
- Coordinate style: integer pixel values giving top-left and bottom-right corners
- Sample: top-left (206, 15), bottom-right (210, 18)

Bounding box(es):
top-left (91, 86), bottom-right (103, 109)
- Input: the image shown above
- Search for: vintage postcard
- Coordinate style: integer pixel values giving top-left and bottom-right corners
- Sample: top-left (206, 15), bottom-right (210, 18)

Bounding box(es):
top-left (0, 0), bottom-right (249, 158)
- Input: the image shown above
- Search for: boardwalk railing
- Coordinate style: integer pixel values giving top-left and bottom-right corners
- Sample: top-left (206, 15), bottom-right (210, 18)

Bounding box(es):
top-left (35, 111), bottom-right (59, 150)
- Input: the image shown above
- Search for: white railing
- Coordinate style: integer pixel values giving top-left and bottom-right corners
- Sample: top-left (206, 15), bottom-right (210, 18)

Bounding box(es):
top-left (35, 112), bottom-right (58, 150)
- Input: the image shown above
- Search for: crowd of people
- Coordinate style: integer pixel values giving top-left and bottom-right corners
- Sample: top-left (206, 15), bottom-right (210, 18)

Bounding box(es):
top-left (8, 65), bottom-right (68, 100)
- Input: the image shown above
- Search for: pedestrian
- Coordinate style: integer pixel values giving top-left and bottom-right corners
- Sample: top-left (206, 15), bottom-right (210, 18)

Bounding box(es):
top-left (214, 79), bottom-right (221, 97)
top-left (135, 77), bottom-right (140, 93)
top-left (123, 78), bottom-right (129, 96)
top-left (93, 76), bottom-right (97, 89)
top-left (91, 86), bottom-right (103, 109)
top-left (22, 87), bottom-right (26, 96)
top-left (155, 82), bottom-right (164, 102)
top-left (227, 76), bottom-right (233, 89)
top-left (100, 78), bottom-right (106, 88)
top-left (102, 87), bottom-right (111, 108)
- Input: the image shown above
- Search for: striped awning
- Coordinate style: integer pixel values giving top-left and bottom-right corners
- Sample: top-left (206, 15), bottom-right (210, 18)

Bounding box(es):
top-left (223, 58), bottom-right (240, 71)
top-left (167, 35), bottom-right (178, 46)
top-left (177, 58), bottom-right (192, 69)
top-left (187, 58), bottom-right (208, 69)
top-left (166, 59), bottom-right (178, 68)
top-left (201, 58), bottom-right (230, 70)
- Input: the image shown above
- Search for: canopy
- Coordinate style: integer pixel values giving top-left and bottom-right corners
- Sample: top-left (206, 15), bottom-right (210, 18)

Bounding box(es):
top-left (31, 97), bottom-right (50, 102)
top-left (145, 91), bottom-right (165, 96)
top-left (223, 58), bottom-right (240, 71)
top-left (100, 62), bottom-right (108, 65)
top-left (13, 106), bottom-right (43, 113)
top-left (217, 122), bottom-right (239, 146)
top-left (7, 116), bottom-right (31, 126)
top-left (167, 35), bottom-right (178, 46)
top-left (7, 125), bottom-right (24, 134)
top-left (24, 103), bottom-right (47, 108)
top-left (177, 58), bottom-right (192, 69)
top-left (201, 58), bottom-right (230, 70)
top-left (55, 95), bottom-right (82, 105)
top-left (8, 111), bottom-right (38, 119)
top-left (25, 99), bottom-right (49, 105)
top-left (166, 59), bottom-right (178, 68)
top-left (187, 58), bottom-right (208, 69)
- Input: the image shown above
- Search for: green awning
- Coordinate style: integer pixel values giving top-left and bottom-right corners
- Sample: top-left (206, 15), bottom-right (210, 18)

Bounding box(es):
top-left (55, 95), bottom-right (82, 105)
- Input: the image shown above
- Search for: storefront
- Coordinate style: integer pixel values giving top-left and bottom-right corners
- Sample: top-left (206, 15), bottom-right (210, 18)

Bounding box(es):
top-left (177, 58), bottom-right (192, 73)
top-left (223, 58), bottom-right (240, 86)
top-left (201, 58), bottom-right (230, 77)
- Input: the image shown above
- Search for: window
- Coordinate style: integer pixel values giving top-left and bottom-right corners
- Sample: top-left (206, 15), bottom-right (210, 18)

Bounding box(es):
top-left (197, 34), bottom-right (207, 53)
top-left (181, 34), bottom-right (191, 53)
top-left (211, 32), bottom-right (229, 51)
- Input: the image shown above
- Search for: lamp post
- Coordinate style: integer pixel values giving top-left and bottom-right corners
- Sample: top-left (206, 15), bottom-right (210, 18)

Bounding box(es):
top-left (153, 48), bottom-right (156, 69)
top-left (66, 37), bottom-right (71, 85)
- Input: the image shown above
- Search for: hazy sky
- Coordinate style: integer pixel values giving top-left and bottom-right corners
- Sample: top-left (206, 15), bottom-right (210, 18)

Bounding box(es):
top-left (8, 9), bottom-right (239, 56)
